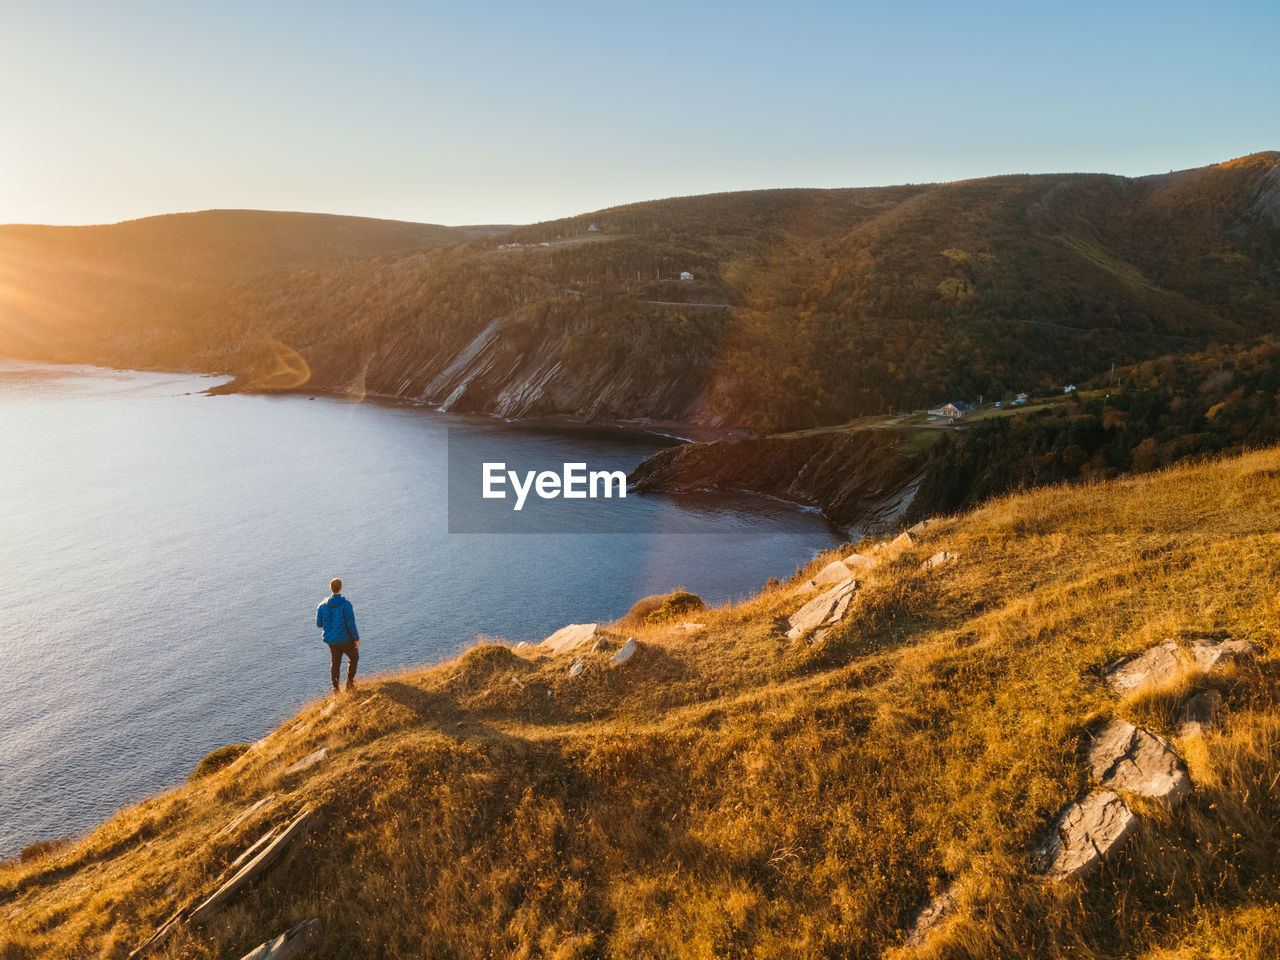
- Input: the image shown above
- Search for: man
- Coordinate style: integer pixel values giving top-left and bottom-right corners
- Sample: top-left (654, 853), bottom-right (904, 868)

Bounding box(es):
top-left (316, 577), bottom-right (360, 693)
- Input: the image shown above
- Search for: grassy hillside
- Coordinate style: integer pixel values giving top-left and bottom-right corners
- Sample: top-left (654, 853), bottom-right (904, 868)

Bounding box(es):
top-left (0, 210), bottom-right (509, 364)
top-left (3, 154), bottom-right (1278, 430)
top-left (4, 446), bottom-right (1279, 958)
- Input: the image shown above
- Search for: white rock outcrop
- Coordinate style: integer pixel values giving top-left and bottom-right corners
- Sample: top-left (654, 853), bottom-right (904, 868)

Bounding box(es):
top-left (786, 578), bottom-right (858, 640)
top-left (920, 550), bottom-right (958, 571)
top-left (1104, 640), bottom-right (1182, 695)
top-left (1186, 638), bottom-right (1259, 672)
top-left (812, 559), bottom-right (856, 586)
top-left (541, 623), bottom-right (601, 655)
top-left (1039, 790), bottom-right (1139, 879)
top-left (1086, 720), bottom-right (1191, 808)
top-left (611, 638), bottom-right (637, 665)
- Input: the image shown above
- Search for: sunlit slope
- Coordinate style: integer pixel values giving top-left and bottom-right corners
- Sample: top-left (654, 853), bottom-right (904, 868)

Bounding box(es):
top-left (0, 210), bottom-right (506, 363)
top-left (4, 446), bottom-right (1279, 958)
top-left (3, 154), bottom-right (1278, 429)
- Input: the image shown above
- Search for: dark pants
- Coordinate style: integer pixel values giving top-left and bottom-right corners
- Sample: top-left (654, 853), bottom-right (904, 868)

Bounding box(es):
top-left (328, 640), bottom-right (358, 689)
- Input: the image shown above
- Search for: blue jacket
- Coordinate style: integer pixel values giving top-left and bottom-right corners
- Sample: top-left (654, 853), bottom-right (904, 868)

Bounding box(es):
top-left (316, 593), bottom-right (359, 644)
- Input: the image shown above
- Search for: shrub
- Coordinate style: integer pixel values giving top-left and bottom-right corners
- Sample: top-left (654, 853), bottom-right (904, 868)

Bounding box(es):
top-left (190, 743), bottom-right (250, 780)
top-left (643, 590), bottom-right (705, 624)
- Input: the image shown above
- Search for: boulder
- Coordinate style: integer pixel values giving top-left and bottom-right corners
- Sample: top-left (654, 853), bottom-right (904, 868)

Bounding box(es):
top-left (920, 551), bottom-right (958, 571)
top-left (842, 553), bottom-right (877, 571)
top-left (568, 662), bottom-right (585, 678)
top-left (541, 623), bottom-right (600, 655)
top-left (1176, 689), bottom-right (1223, 738)
top-left (892, 530), bottom-right (917, 551)
top-left (908, 518), bottom-right (942, 536)
top-left (812, 559), bottom-right (855, 586)
top-left (1086, 719), bottom-right (1191, 807)
top-left (238, 918), bottom-right (323, 960)
top-left (1186, 638), bottom-right (1259, 672)
top-left (1104, 640), bottom-right (1182, 695)
top-left (903, 882), bottom-right (958, 948)
top-left (786, 578), bottom-right (859, 640)
top-left (610, 638), bottom-right (637, 665)
top-left (1039, 790), bottom-right (1139, 880)
top-left (284, 748), bottom-right (327, 776)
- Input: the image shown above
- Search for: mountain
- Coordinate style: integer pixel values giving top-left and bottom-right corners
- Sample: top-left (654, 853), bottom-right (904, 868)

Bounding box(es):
top-left (4, 443), bottom-right (1278, 957)
top-left (0, 210), bottom-right (512, 363)
top-left (6, 154), bottom-right (1277, 429)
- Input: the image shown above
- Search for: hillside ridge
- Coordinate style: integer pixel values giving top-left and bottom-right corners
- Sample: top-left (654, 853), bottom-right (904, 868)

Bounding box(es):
top-left (4, 444), bottom-right (1279, 958)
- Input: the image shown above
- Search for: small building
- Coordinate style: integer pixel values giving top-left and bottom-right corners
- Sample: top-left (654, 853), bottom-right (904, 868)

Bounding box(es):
top-left (1014, 392), bottom-right (1029, 404)
top-left (1063, 384), bottom-right (1077, 394)
top-left (928, 400), bottom-right (972, 419)
top-left (680, 271), bottom-right (694, 281)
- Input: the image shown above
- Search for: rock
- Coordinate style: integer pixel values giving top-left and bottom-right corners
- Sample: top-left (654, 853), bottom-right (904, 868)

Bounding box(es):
top-left (786, 578), bottom-right (858, 640)
top-left (1186, 638), bottom-right (1258, 672)
top-left (611, 638), bottom-right (637, 665)
top-left (592, 637), bottom-right (610, 652)
top-left (1086, 719), bottom-right (1191, 807)
top-left (238, 918), bottom-right (323, 960)
top-left (674, 622), bottom-right (706, 632)
top-left (320, 700), bottom-right (338, 718)
top-left (284, 748), bottom-right (327, 776)
top-left (513, 640), bottom-right (529, 650)
top-left (1177, 689), bottom-right (1223, 738)
top-left (842, 552), bottom-right (877, 571)
top-left (541, 623), bottom-right (600, 655)
top-left (904, 883), bottom-right (958, 948)
top-left (1104, 640), bottom-right (1182, 695)
top-left (568, 661), bottom-right (585, 678)
top-left (215, 795), bottom-right (277, 838)
top-left (920, 550), bottom-right (958, 571)
top-left (1039, 790), bottom-right (1139, 880)
top-left (892, 530), bottom-right (917, 550)
top-left (908, 518), bottom-right (941, 536)
top-left (812, 559), bottom-right (855, 586)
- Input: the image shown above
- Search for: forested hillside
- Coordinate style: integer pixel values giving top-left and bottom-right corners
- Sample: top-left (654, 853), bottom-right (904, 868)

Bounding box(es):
top-left (2, 154), bottom-right (1278, 430)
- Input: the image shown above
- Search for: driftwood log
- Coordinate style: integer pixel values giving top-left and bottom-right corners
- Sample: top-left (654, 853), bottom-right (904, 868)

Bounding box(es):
top-left (128, 805), bottom-right (317, 957)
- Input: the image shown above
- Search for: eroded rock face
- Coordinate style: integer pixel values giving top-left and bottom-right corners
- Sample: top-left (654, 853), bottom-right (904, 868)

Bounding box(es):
top-left (1086, 720), bottom-right (1191, 807)
top-left (1104, 640), bottom-right (1182, 695)
top-left (1176, 689), bottom-right (1223, 738)
top-left (1186, 639), bottom-right (1258, 672)
top-left (786, 578), bottom-right (858, 640)
top-left (541, 623), bottom-right (600, 655)
top-left (1039, 790), bottom-right (1139, 880)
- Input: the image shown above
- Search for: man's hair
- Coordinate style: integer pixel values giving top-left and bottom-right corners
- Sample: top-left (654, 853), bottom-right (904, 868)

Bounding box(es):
top-left (330, 578), bottom-right (342, 594)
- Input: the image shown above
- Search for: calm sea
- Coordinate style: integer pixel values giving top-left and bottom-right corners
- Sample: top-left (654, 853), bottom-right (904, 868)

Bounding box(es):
top-left (0, 360), bottom-right (841, 856)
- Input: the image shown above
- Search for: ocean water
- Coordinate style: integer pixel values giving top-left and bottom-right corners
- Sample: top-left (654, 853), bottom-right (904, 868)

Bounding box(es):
top-left (0, 360), bottom-right (842, 856)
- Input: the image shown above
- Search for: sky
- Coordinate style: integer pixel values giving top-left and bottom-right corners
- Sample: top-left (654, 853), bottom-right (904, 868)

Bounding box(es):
top-left (1, 0), bottom-right (1278, 227)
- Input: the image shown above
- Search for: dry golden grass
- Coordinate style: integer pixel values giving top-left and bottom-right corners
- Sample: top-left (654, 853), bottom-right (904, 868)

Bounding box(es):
top-left (4, 449), bottom-right (1280, 958)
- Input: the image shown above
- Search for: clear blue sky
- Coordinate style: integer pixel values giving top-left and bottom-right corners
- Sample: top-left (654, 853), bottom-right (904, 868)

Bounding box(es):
top-left (2, 0), bottom-right (1277, 226)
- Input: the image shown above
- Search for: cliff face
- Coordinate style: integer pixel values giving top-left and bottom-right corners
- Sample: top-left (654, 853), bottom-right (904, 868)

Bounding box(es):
top-left (628, 428), bottom-right (924, 530)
